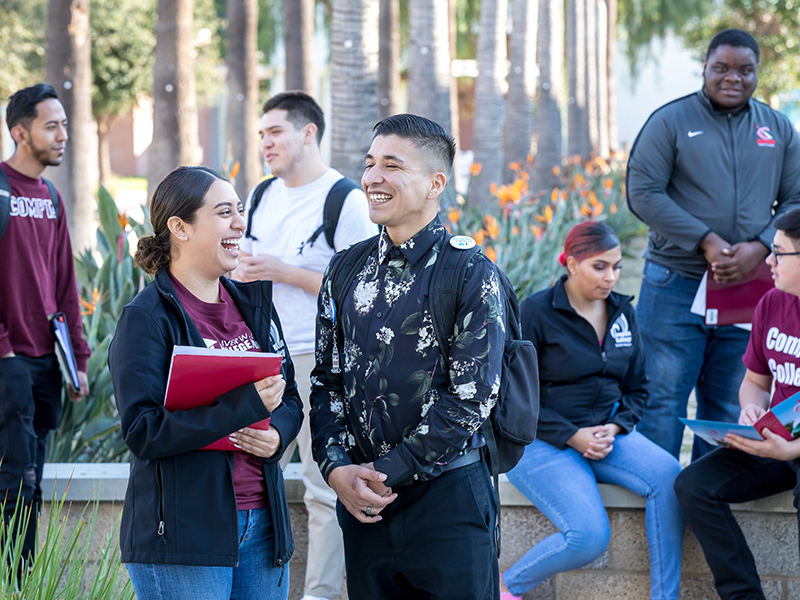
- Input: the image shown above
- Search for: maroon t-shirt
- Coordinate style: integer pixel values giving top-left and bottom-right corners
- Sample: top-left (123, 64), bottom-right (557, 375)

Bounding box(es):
top-left (743, 288), bottom-right (800, 407)
top-left (0, 162), bottom-right (90, 369)
top-left (169, 272), bottom-right (268, 510)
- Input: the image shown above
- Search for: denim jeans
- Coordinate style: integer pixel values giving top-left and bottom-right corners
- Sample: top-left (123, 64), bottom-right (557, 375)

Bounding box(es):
top-left (635, 260), bottom-right (750, 459)
top-left (126, 508), bottom-right (287, 600)
top-left (504, 431), bottom-right (684, 600)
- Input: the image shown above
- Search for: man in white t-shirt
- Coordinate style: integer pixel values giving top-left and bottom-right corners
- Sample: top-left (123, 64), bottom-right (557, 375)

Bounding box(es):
top-left (232, 91), bottom-right (375, 600)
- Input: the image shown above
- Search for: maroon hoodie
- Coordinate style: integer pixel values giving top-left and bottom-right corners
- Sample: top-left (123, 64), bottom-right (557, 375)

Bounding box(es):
top-left (0, 162), bottom-right (90, 370)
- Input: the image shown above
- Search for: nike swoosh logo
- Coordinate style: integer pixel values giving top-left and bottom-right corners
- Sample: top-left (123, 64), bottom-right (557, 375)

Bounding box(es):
top-left (688, 131), bottom-right (704, 138)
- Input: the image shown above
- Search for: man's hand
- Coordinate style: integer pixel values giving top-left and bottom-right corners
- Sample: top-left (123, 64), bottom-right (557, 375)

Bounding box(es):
top-left (567, 425), bottom-right (617, 460)
top-left (234, 254), bottom-right (289, 284)
top-left (724, 429), bottom-right (800, 462)
top-left (68, 371), bottom-right (89, 401)
top-left (700, 232), bottom-right (732, 268)
top-left (709, 240), bottom-right (769, 283)
top-left (739, 403), bottom-right (767, 426)
top-left (363, 462), bottom-right (393, 498)
top-left (327, 464), bottom-right (398, 523)
top-left (229, 425), bottom-right (282, 459)
top-left (1, 351), bottom-right (15, 358)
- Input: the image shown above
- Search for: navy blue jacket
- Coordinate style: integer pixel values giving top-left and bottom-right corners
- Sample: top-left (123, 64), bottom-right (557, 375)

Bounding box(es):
top-left (521, 276), bottom-right (648, 449)
top-left (109, 270), bottom-right (302, 569)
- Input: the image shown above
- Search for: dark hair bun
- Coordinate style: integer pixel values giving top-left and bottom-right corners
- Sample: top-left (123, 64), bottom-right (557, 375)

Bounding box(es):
top-left (134, 234), bottom-right (170, 275)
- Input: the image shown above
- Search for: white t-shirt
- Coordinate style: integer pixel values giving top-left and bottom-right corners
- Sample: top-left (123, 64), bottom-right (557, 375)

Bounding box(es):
top-left (240, 168), bottom-right (376, 355)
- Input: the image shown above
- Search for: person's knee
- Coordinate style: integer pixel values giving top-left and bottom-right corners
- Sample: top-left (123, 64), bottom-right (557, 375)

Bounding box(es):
top-left (673, 466), bottom-right (707, 512)
top-left (564, 518), bottom-right (611, 565)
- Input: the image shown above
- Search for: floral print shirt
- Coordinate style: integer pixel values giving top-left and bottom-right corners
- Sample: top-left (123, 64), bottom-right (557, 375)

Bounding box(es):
top-left (310, 217), bottom-right (505, 487)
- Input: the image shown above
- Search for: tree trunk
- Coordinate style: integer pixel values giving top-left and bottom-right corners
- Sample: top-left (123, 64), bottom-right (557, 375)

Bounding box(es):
top-left (596, 0), bottom-right (610, 157)
top-left (147, 0), bottom-right (201, 197)
top-left (330, 0), bottom-right (379, 183)
top-left (97, 113), bottom-right (113, 190)
top-left (448, 0), bottom-right (460, 151)
top-left (0, 109), bottom-right (8, 162)
top-left (227, 0), bottom-right (261, 200)
top-left (468, 0), bottom-right (507, 211)
top-left (583, 0), bottom-right (598, 157)
top-left (606, 0), bottom-right (618, 150)
top-left (533, 0), bottom-right (564, 194)
top-left (566, 0), bottom-right (587, 158)
top-left (503, 0), bottom-right (538, 183)
top-left (378, 0), bottom-right (400, 119)
top-left (284, 0), bottom-right (315, 93)
top-left (408, 0), bottom-right (452, 133)
top-left (46, 0), bottom-right (94, 252)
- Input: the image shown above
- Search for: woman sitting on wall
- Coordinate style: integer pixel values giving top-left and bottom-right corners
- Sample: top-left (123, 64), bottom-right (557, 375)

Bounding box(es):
top-left (501, 220), bottom-right (684, 600)
top-left (109, 166), bottom-right (302, 600)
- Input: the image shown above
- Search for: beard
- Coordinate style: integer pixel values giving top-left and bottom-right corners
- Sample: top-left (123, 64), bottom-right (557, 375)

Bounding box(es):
top-left (29, 138), bottom-right (63, 167)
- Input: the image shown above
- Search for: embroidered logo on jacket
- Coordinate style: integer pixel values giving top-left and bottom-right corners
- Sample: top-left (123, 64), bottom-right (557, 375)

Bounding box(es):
top-left (755, 126), bottom-right (776, 147)
top-left (610, 314), bottom-right (633, 348)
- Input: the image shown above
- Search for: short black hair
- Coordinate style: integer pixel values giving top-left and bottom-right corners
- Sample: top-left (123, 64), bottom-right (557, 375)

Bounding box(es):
top-left (706, 29), bottom-right (760, 64)
top-left (6, 83), bottom-right (59, 130)
top-left (372, 114), bottom-right (456, 174)
top-left (262, 91), bottom-right (325, 144)
top-left (774, 208), bottom-right (800, 248)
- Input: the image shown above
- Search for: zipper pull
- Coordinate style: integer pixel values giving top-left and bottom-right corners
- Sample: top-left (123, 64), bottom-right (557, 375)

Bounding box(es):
top-left (158, 521), bottom-right (165, 536)
top-left (277, 559), bottom-right (285, 587)
top-left (601, 351), bottom-right (608, 373)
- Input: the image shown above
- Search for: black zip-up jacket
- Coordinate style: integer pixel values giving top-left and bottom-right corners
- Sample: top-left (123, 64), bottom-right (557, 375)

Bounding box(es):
top-left (108, 270), bottom-right (302, 569)
top-left (627, 89), bottom-right (800, 279)
top-left (521, 277), bottom-right (648, 449)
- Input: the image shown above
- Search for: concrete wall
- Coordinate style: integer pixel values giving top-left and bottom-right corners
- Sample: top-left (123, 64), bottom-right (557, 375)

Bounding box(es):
top-left (41, 463), bottom-right (799, 600)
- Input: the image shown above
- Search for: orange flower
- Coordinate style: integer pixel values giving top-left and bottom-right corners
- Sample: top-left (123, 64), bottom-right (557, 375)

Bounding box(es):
top-left (551, 166), bottom-right (561, 176)
top-left (484, 246), bottom-right (497, 262)
top-left (530, 225), bottom-right (542, 239)
top-left (470, 162), bottom-right (482, 177)
top-left (229, 161), bottom-right (240, 180)
top-left (603, 178), bottom-right (614, 189)
top-left (544, 205), bottom-right (553, 224)
top-left (509, 162), bottom-right (521, 171)
top-left (490, 183), bottom-right (498, 195)
top-left (588, 190), bottom-right (598, 207)
top-left (80, 288), bottom-right (100, 315)
top-left (484, 215), bottom-right (500, 238)
top-left (580, 203), bottom-right (592, 217)
top-left (592, 202), bottom-right (604, 217)
top-left (574, 173), bottom-right (586, 187)
top-left (495, 178), bottom-right (527, 206)
top-left (550, 188), bottom-right (559, 203)
top-left (527, 154), bottom-right (534, 164)
top-left (474, 229), bottom-right (485, 246)
top-left (610, 204), bottom-right (618, 214)
top-left (447, 209), bottom-right (459, 224)
top-left (560, 191), bottom-right (567, 201)
top-left (512, 226), bottom-right (519, 236)
top-left (117, 212), bottom-right (129, 229)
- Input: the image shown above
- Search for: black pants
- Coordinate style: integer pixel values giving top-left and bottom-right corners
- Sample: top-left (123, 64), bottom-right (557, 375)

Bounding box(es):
top-left (337, 460), bottom-right (499, 600)
top-left (674, 447), bottom-right (800, 600)
top-left (0, 354), bottom-right (63, 559)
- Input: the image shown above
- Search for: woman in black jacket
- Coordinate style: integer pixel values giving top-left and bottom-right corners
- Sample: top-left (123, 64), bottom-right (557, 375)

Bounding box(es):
top-left (108, 166), bottom-right (302, 600)
top-left (501, 221), bottom-right (683, 600)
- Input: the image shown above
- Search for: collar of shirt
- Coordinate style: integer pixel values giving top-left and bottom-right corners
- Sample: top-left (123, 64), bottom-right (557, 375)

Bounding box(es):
top-left (377, 216), bottom-right (447, 265)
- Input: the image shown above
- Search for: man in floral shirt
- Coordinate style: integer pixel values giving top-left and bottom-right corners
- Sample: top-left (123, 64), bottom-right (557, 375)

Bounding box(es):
top-left (310, 114), bottom-right (505, 599)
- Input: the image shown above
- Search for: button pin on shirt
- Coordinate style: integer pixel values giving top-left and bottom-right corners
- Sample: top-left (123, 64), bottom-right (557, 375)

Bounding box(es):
top-left (688, 130), bottom-right (704, 138)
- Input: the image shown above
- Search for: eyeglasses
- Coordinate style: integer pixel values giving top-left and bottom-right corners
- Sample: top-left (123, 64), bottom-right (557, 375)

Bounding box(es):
top-left (771, 243), bottom-right (800, 264)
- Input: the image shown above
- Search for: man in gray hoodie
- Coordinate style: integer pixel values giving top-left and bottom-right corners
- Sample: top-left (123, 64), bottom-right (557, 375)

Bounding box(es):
top-left (627, 28), bottom-right (800, 460)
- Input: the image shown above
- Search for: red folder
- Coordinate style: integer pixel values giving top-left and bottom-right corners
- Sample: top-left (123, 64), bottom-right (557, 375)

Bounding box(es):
top-left (164, 346), bottom-right (282, 451)
top-left (705, 261), bottom-right (773, 326)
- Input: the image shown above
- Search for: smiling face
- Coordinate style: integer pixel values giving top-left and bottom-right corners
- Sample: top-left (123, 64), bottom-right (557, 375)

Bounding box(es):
top-left (767, 230), bottom-right (800, 296)
top-left (703, 44), bottom-right (758, 110)
top-left (362, 134), bottom-right (445, 245)
top-left (173, 179), bottom-right (246, 279)
top-left (14, 98), bottom-right (68, 168)
top-left (568, 245), bottom-right (623, 301)
top-left (259, 109), bottom-right (312, 181)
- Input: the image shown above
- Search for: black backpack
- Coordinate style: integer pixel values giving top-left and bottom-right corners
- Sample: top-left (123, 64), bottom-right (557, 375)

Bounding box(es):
top-left (0, 169), bottom-right (60, 239)
top-left (244, 175), bottom-right (364, 250)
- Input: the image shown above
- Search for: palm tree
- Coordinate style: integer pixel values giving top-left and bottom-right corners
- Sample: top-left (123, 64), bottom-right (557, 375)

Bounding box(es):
top-left (567, 0), bottom-right (587, 158)
top-left (227, 0), bottom-right (261, 200)
top-left (46, 0), bottom-right (94, 251)
top-left (503, 0), bottom-right (538, 184)
top-left (448, 0), bottom-right (460, 149)
top-left (584, 0), bottom-right (598, 155)
top-left (533, 0), bottom-right (564, 194)
top-left (408, 0), bottom-right (452, 133)
top-left (284, 0), bottom-right (315, 93)
top-left (378, 0), bottom-right (400, 119)
top-left (469, 0), bottom-right (507, 210)
top-left (606, 0), bottom-right (619, 150)
top-left (330, 0), bottom-right (379, 183)
top-left (147, 0), bottom-right (202, 196)
top-left (596, 0), bottom-right (610, 157)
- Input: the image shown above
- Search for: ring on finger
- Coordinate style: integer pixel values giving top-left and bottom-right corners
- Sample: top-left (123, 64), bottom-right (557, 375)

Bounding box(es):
top-left (365, 504), bottom-right (373, 516)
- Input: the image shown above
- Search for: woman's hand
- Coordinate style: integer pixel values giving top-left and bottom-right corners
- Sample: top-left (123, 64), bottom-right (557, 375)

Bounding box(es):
top-left (255, 375), bottom-right (285, 413)
top-left (229, 425), bottom-right (282, 458)
top-left (567, 425), bottom-right (618, 460)
top-left (739, 403), bottom-right (767, 426)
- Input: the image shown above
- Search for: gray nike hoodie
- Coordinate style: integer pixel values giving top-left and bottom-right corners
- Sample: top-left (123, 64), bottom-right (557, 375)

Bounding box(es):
top-left (626, 89), bottom-right (800, 279)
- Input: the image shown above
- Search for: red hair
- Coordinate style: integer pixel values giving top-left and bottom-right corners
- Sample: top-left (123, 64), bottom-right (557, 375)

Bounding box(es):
top-left (559, 221), bottom-right (619, 267)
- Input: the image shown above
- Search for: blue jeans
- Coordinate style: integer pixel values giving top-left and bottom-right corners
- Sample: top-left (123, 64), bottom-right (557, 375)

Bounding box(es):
top-left (504, 432), bottom-right (684, 600)
top-left (126, 508), bottom-right (288, 600)
top-left (635, 260), bottom-right (749, 459)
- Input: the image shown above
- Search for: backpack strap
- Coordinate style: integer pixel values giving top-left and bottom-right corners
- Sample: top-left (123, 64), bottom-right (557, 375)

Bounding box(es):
top-left (0, 171), bottom-right (60, 241)
top-left (305, 177), bottom-right (361, 251)
top-left (244, 177), bottom-right (277, 241)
